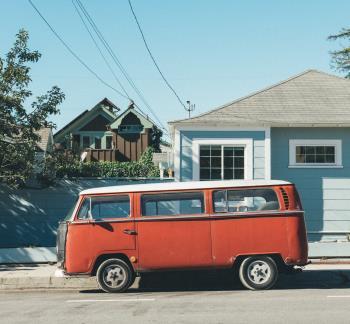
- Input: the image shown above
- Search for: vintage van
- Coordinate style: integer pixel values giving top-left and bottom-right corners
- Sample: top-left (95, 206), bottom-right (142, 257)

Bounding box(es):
top-left (56, 180), bottom-right (308, 292)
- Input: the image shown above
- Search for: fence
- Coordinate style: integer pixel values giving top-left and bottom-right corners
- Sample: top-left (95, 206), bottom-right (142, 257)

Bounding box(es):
top-left (0, 177), bottom-right (174, 263)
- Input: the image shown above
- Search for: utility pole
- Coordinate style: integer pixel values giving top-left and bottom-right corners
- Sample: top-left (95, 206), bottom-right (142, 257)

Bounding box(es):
top-left (185, 100), bottom-right (195, 118)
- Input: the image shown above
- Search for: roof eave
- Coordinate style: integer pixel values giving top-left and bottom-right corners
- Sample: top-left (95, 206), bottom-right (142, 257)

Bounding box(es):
top-left (170, 122), bottom-right (350, 129)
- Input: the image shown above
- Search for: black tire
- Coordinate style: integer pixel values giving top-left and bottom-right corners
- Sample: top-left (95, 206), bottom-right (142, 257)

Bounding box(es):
top-left (96, 258), bottom-right (135, 293)
top-left (239, 256), bottom-right (278, 290)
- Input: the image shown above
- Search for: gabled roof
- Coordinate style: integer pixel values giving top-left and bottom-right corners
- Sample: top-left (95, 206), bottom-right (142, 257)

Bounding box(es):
top-left (54, 98), bottom-right (119, 141)
top-left (109, 104), bottom-right (154, 129)
top-left (35, 128), bottom-right (53, 152)
top-left (53, 110), bottom-right (89, 138)
top-left (169, 70), bottom-right (350, 127)
top-left (98, 97), bottom-right (120, 112)
top-left (1, 128), bottom-right (53, 152)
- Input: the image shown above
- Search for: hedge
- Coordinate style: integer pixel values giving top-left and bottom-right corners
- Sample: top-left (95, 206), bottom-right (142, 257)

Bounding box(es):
top-left (53, 147), bottom-right (160, 179)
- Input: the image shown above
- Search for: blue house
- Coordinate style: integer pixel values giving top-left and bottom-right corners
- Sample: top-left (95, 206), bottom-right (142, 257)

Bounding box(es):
top-left (169, 70), bottom-right (350, 257)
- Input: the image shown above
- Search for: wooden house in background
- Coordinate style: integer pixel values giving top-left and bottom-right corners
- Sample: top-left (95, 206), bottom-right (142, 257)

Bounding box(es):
top-left (53, 98), bottom-right (157, 162)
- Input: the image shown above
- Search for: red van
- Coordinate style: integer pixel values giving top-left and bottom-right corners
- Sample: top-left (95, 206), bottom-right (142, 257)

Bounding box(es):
top-left (56, 180), bottom-right (308, 292)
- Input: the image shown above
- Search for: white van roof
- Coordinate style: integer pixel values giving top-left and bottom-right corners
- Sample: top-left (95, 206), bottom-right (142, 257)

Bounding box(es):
top-left (80, 180), bottom-right (291, 196)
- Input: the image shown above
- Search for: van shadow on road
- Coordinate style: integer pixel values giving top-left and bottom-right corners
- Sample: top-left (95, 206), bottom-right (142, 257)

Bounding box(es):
top-left (80, 269), bottom-right (350, 294)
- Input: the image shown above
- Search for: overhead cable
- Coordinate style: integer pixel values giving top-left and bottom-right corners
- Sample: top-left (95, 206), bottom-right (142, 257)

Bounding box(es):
top-left (127, 0), bottom-right (187, 110)
top-left (28, 0), bottom-right (129, 100)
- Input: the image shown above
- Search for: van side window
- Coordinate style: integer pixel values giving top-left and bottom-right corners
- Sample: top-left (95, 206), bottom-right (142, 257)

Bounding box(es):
top-left (91, 196), bottom-right (130, 219)
top-left (76, 195), bottom-right (130, 220)
top-left (213, 189), bottom-right (279, 213)
top-left (142, 192), bottom-right (204, 217)
top-left (77, 198), bottom-right (90, 219)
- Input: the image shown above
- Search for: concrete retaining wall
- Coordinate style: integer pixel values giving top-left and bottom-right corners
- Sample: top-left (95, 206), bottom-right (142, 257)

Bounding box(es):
top-left (0, 178), bottom-right (173, 250)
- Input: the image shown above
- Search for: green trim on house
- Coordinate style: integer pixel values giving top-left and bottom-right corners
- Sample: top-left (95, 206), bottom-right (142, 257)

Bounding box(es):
top-left (54, 98), bottom-right (118, 143)
top-left (109, 106), bottom-right (154, 130)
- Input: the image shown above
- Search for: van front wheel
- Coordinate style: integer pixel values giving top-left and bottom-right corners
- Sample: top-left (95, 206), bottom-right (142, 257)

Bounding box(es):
top-left (96, 258), bottom-right (135, 293)
top-left (239, 256), bottom-right (278, 290)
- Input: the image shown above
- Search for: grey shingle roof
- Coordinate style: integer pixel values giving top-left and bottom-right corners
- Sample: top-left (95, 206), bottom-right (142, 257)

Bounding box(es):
top-left (35, 128), bottom-right (53, 152)
top-left (169, 70), bottom-right (350, 127)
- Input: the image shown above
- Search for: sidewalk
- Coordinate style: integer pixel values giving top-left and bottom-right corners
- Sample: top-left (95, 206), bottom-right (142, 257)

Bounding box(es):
top-left (0, 265), bottom-right (98, 290)
top-left (1, 261), bottom-right (350, 291)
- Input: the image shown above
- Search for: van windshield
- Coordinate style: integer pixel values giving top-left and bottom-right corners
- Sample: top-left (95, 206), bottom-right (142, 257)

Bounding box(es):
top-left (64, 198), bottom-right (78, 221)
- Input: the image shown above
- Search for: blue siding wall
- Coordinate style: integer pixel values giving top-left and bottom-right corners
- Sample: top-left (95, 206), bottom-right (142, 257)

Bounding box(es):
top-left (180, 130), bottom-right (266, 181)
top-left (271, 127), bottom-right (350, 242)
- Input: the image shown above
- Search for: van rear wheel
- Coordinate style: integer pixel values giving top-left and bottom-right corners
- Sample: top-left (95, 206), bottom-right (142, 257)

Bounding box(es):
top-left (239, 256), bottom-right (278, 290)
top-left (96, 258), bottom-right (135, 293)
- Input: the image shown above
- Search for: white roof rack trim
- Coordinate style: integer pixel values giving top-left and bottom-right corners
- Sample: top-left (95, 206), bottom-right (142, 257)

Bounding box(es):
top-left (80, 180), bottom-right (291, 196)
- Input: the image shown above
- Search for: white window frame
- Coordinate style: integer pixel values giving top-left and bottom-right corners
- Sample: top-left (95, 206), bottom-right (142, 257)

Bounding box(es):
top-left (289, 139), bottom-right (342, 168)
top-left (192, 138), bottom-right (253, 180)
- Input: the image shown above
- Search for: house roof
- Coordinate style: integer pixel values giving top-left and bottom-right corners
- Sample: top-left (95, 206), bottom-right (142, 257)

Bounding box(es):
top-left (98, 97), bottom-right (120, 111)
top-left (54, 98), bottom-right (119, 142)
top-left (53, 110), bottom-right (89, 139)
top-left (109, 104), bottom-right (155, 130)
top-left (35, 128), bottom-right (53, 152)
top-left (169, 70), bottom-right (350, 127)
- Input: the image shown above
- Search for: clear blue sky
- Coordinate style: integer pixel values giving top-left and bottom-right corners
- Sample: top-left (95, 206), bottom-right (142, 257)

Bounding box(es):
top-left (1, 0), bottom-right (349, 134)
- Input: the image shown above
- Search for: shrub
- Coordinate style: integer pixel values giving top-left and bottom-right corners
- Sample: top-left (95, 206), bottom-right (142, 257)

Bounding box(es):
top-left (54, 147), bottom-right (159, 179)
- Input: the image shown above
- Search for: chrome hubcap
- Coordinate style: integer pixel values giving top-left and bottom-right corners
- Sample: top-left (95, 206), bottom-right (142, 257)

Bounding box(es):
top-left (247, 261), bottom-right (271, 284)
top-left (103, 265), bottom-right (127, 288)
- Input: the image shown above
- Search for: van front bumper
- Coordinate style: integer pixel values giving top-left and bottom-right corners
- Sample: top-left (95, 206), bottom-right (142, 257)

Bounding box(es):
top-left (54, 268), bottom-right (68, 278)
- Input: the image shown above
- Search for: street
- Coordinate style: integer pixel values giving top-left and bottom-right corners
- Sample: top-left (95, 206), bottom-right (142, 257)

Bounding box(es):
top-left (1, 268), bottom-right (350, 324)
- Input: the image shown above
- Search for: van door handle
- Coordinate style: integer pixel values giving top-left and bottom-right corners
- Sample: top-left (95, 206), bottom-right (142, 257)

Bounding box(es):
top-left (123, 229), bottom-right (137, 235)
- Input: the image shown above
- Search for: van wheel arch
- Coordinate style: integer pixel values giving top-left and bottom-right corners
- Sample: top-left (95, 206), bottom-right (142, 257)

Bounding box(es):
top-left (233, 253), bottom-right (285, 272)
top-left (92, 253), bottom-right (135, 276)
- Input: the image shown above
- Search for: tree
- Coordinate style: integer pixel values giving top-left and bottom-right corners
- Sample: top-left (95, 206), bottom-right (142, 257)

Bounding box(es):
top-left (0, 29), bottom-right (65, 187)
top-left (151, 125), bottom-right (163, 153)
top-left (328, 28), bottom-right (350, 78)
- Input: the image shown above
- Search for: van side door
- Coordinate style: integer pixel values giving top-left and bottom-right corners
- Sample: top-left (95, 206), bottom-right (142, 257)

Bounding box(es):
top-left (135, 190), bottom-right (213, 270)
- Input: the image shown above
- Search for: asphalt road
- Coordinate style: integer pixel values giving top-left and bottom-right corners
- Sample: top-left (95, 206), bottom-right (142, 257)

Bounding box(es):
top-left (1, 269), bottom-right (350, 324)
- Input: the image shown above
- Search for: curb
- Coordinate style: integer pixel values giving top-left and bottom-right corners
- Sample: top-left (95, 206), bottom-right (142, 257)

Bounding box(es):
top-left (0, 276), bottom-right (98, 290)
top-left (1, 263), bottom-right (349, 291)
top-left (309, 258), bottom-right (350, 265)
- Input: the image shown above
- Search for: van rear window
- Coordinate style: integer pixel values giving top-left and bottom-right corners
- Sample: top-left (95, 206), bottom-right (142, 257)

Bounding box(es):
top-left (213, 189), bottom-right (279, 213)
top-left (142, 192), bottom-right (204, 217)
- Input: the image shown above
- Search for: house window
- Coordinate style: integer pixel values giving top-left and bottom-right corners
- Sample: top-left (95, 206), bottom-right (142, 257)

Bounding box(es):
top-left (118, 125), bottom-right (144, 133)
top-left (106, 136), bottom-right (113, 149)
top-left (95, 137), bottom-right (101, 149)
top-left (82, 136), bottom-right (90, 149)
top-left (289, 140), bottom-right (342, 168)
top-left (199, 145), bottom-right (245, 181)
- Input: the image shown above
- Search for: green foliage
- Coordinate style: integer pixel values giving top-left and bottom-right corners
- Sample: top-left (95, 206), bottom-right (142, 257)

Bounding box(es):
top-left (0, 30), bottom-right (65, 187)
top-left (54, 147), bottom-right (160, 179)
top-left (328, 28), bottom-right (350, 78)
top-left (150, 125), bottom-right (163, 153)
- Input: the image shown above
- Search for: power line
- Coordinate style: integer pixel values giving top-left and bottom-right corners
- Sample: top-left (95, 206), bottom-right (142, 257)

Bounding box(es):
top-left (75, 0), bottom-right (167, 134)
top-left (127, 0), bottom-right (187, 110)
top-left (28, 0), bottom-right (129, 100)
top-left (75, 0), bottom-right (168, 133)
top-left (29, 0), bottom-right (169, 137)
top-left (72, 0), bottom-right (167, 136)
top-left (72, 0), bottom-right (130, 100)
